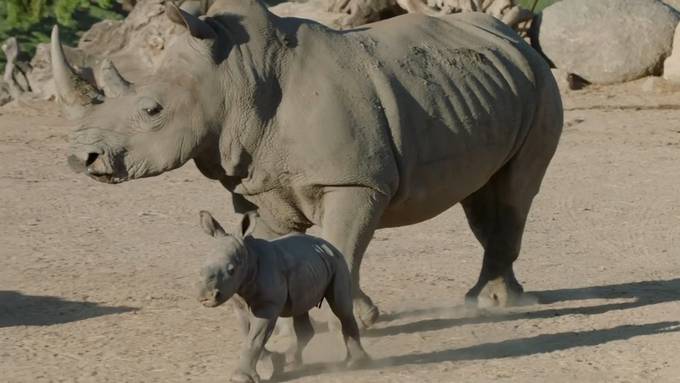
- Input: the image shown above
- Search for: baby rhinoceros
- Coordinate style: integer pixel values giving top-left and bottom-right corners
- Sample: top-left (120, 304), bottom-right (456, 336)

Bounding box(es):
top-left (196, 210), bottom-right (369, 383)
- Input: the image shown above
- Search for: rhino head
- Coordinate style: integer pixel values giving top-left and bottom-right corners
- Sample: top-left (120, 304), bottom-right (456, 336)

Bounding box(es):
top-left (197, 210), bottom-right (256, 307)
top-left (56, 0), bottom-right (280, 184)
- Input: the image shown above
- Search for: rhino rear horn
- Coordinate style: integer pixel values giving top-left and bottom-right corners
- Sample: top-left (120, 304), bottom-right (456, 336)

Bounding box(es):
top-left (166, 2), bottom-right (216, 40)
top-left (99, 58), bottom-right (131, 98)
top-left (50, 25), bottom-right (104, 120)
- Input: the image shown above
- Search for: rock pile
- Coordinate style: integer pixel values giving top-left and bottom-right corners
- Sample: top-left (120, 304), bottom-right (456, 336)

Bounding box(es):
top-left (0, 0), bottom-right (197, 105)
top-left (5, 0), bottom-right (680, 105)
top-left (269, 0), bottom-right (534, 31)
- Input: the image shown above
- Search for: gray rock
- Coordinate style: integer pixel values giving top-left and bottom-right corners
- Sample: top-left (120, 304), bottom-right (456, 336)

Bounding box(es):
top-left (535, 0), bottom-right (680, 84)
top-left (662, 0), bottom-right (680, 12)
top-left (0, 81), bottom-right (11, 106)
top-left (663, 22), bottom-right (680, 82)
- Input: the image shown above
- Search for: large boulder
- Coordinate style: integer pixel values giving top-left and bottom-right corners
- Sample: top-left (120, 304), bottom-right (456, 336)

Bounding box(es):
top-left (663, 22), bottom-right (680, 82)
top-left (25, 0), bottom-right (186, 100)
top-left (663, 0), bottom-right (680, 12)
top-left (534, 0), bottom-right (680, 84)
top-left (0, 81), bottom-right (11, 106)
top-left (77, 0), bottom-right (184, 77)
top-left (269, 0), bottom-right (350, 29)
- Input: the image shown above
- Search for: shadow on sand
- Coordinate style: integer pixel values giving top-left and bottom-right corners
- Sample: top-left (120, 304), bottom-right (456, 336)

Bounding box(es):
top-left (0, 290), bottom-right (137, 327)
top-left (275, 321), bottom-right (680, 382)
top-left (272, 278), bottom-right (680, 381)
top-left (368, 278), bottom-right (680, 337)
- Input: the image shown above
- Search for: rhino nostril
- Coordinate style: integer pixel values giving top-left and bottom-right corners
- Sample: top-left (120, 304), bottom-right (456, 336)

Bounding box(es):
top-left (213, 291), bottom-right (222, 301)
top-left (85, 152), bottom-right (99, 167)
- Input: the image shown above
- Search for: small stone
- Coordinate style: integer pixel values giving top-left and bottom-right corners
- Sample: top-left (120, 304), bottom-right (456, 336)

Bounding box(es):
top-left (551, 69), bottom-right (589, 91)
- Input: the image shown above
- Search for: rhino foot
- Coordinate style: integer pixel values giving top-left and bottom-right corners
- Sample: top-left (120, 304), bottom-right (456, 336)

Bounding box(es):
top-left (231, 370), bottom-right (260, 383)
top-left (346, 350), bottom-right (371, 369)
top-left (354, 300), bottom-right (379, 330)
top-left (465, 273), bottom-right (531, 308)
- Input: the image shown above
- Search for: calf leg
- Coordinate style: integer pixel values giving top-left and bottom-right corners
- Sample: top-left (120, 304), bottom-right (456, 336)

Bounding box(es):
top-left (287, 313), bottom-right (314, 369)
top-left (232, 317), bottom-right (277, 383)
top-left (326, 266), bottom-right (369, 366)
top-left (320, 186), bottom-right (390, 329)
top-left (232, 297), bottom-right (285, 375)
top-left (232, 296), bottom-right (250, 335)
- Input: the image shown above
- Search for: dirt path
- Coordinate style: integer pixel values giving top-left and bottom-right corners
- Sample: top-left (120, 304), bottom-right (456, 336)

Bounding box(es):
top-left (1, 81), bottom-right (680, 382)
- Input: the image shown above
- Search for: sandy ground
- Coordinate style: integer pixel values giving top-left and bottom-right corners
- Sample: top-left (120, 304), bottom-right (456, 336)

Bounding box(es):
top-left (2, 79), bottom-right (680, 383)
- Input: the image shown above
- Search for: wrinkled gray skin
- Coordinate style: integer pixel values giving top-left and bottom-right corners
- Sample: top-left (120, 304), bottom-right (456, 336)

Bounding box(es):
top-left (57, 0), bottom-right (563, 328)
top-left (197, 211), bottom-right (368, 383)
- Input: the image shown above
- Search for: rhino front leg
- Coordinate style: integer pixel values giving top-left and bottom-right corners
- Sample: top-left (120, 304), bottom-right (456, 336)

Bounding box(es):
top-left (320, 186), bottom-right (390, 329)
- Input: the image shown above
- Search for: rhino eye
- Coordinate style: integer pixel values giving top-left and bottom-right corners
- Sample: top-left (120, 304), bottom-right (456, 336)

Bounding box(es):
top-left (144, 104), bottom-right (163, 116)
top-left (226, 263), bottom-right (235, 276)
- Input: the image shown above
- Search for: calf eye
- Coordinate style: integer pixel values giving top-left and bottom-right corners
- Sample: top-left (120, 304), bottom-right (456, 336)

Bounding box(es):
top-left (226, 263), bottom-right (235, 276)
top-left (144, 104), bottom-right (163, 116)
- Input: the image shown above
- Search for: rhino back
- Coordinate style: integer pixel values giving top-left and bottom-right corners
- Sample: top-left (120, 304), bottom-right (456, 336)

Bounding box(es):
top-left (264, 13), bottom-right (552, 226)
top-left (361, 13), bottom-right (548, 222)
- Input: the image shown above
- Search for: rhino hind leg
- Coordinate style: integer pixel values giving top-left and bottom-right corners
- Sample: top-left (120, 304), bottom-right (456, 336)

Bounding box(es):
top-left (462, 99), bottom-right (561, 308)
top-left (461, 184), bottom-right (530, 307)
top-left (287, 313), bottom-right (314, 369)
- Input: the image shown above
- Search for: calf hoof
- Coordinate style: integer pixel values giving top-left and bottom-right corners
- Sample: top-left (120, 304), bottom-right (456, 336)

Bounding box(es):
top-left (274, 317), bottom-right (295, 338)
top-left (465, 275), bottom-right (530, 308)
top-left (285, 358), bottom-right (303, 371)
top-left (230, 370), bottom-right (260, 383)
top-left (262, 350), bottom-right (286, 375)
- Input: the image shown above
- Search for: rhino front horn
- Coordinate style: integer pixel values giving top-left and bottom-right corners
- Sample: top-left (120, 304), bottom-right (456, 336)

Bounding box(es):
top-left (50, 25), bottom-right (104, 120)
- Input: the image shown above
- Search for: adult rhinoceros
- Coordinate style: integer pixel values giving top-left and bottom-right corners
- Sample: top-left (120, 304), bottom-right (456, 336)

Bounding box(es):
top-left (56, 0), bottom-right (562, 328)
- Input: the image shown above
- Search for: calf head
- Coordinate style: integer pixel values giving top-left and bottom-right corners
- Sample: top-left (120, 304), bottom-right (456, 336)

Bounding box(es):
top-left (197, 210), bottom-right (256, 307)
top-left (56, 2), bottom-right (254, 184)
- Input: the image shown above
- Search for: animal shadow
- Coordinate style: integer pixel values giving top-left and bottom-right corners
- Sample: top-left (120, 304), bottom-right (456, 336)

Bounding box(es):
top-left (0, 290), bottom-right (136, 327)
top-left (366, 278), bottom-right (680, 337)
top-left (275, 321), bottom-right (680, 381)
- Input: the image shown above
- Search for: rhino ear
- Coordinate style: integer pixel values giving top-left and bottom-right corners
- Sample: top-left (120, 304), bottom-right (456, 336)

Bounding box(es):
top-left (166, 2), bottom-right (216, 40)
top-left (200, 210), bottom-right (227, 238)
top-left (239, 211), bottom-right (257, 238)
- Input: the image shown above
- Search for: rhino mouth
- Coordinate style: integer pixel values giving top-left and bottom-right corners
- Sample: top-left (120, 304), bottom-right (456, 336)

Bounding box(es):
top-left (67, 152), bottom-right (129, 184)
top-left (88, 173), bottom-right (123, 184)
top-left (200, 290), bottom-right (226, 307)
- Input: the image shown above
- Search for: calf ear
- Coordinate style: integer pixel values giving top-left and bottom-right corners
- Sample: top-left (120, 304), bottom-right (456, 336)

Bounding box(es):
top-left (166, 2), bottom-right (216, 40)
top-left (199, 210), bottom-right (227, 238)
top-left (239, 211), bottom-right (257, 238)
